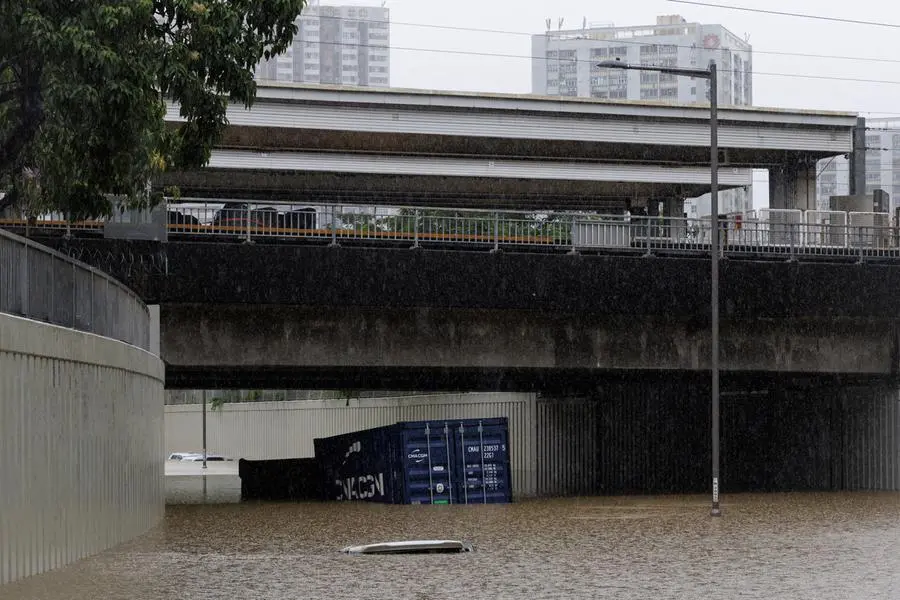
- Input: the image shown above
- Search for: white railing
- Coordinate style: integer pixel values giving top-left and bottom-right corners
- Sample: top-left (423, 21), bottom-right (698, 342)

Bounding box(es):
top-left (5, 199), bottom-right (900, 260)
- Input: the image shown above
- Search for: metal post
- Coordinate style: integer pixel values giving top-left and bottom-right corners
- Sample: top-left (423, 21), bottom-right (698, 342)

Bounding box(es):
top-left (459, 423), bottom-right (469, 505)
top-left (21, 241), bottom-right (29, 316)
top-left (329, 205), bottom-right (339, 248)
top-left (411, 208), bottom-right (420, 249)
top-left (479, 421), bottom-right (487, 504)
top-left (492, 211), bottom-right (500, 253)
top-left (567, 214), bottom-right (578, 255)
top-left (244, 204), bottom-right (252, 244)
top-left (72, 262), bottom-right (77, 328)
top-left (425, 424), bottom-right (434, 503)
top-left (788, 222), bottom-right (797, 262)
top-left (89, 270), bottom-right (94, 332)
top-left (644, 218), bottom-right (652, 257)
top-left (202, 389), bottom-right (208, 469)
top-left (709, 60), bottom-right (722, 518)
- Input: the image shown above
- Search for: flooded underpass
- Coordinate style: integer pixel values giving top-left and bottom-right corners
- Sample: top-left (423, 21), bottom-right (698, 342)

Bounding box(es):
top-left (7, 381), bottom-right (900, 599)
top-left (4, 492), bottom-right (900, 599)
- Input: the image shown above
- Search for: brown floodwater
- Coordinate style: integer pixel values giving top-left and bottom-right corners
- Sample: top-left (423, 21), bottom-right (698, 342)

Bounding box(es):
top-left (4, 483), bottom-right (900, 599)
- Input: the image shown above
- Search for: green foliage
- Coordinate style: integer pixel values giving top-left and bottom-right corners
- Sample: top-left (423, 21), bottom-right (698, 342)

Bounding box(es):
top-left (378, 208), bottom-right (575, 244)
top-left (0, 0), bottom-right (305, 218)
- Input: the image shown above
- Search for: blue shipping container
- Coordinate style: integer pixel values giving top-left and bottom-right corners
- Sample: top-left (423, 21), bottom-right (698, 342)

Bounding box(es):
top-left (314, 418), bottom-right (512, 504)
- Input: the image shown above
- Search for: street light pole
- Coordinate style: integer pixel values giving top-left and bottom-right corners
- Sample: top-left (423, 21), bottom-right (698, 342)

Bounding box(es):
top-left (202, 389), bottom-right (208, 470)
top-left (598, 58), bottom-right (722, 517)
top-left (708, 61), bottom-right (721, 517)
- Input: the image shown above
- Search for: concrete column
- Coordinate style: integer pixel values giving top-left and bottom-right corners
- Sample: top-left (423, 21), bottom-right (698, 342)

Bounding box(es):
top-left (768, 164), bottom-right (817, 210)
top-left (149, 304), bottom-right (161, 357)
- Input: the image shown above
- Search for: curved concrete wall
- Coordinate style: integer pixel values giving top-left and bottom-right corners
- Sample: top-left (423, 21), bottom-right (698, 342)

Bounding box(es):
top-left (0, 313), bottom-right (165, 586)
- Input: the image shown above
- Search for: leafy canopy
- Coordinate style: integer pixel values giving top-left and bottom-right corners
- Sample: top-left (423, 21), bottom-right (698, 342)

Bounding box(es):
top-left (0, 0), bottom-right (305, 218)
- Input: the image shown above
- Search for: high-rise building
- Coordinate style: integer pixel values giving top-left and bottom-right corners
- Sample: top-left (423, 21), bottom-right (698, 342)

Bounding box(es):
top-left (532, 15), bottom-right (751, 104)
top-left (255, 1), bottom-right (390, 87)
top-left (816, 119), bottom-right (900, 213)
top-left (531, 15), bottom-right (753, 216)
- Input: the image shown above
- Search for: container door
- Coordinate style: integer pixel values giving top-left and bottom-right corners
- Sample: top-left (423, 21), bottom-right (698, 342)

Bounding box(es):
top-left (399, 422), bottom-right (455, 504)
top-left (453, 420), bottom-right (512, 504)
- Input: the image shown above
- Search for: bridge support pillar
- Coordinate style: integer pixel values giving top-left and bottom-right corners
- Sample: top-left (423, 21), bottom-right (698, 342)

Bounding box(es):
top-left (769, 163), bottom-right (817, 211)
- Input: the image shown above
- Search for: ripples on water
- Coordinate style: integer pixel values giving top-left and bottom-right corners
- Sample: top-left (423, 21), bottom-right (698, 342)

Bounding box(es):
top-left (5, 489), bottom-right (900, 599)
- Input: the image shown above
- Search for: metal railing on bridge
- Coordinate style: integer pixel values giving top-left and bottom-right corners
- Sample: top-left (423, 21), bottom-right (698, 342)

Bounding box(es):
top-left (3, 200), bottom-right (900, 261)
top-left (0, 228), bottom-right (150, 349)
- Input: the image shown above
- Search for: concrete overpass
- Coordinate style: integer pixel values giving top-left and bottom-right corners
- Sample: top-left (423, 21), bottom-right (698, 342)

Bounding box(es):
top-left (160, 83), bottom-right (860, 210)
top-left (37, 238), bottom-right (900, 390)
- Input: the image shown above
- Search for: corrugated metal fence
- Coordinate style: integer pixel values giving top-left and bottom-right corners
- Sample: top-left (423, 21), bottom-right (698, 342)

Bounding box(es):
top-left (0, 228), bottom-right (149, 349)
top-left (166, 393), bottom-right (538, 497)
top-left (538, 382), bottom-right (900, 496)
top-left (0, 313), bottom-right (165, 586)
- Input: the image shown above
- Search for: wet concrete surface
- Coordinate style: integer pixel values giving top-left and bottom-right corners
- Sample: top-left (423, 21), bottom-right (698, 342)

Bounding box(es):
top-left (3, 488), bottom-right (900, 599)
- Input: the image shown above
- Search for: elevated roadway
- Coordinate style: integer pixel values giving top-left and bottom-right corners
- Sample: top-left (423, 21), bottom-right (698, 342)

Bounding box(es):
top-left (161, 84), bottom-right (859, 210)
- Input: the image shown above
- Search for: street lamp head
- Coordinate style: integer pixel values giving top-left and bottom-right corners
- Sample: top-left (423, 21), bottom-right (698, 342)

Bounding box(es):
top-left (597, 58), bottom-right (627, 69)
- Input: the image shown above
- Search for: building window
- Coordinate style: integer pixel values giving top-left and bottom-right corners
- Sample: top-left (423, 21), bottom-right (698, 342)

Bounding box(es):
top-left (641, 88), bottom-right (659, 99)
top-left (660, 87), bottom-right (678, 98)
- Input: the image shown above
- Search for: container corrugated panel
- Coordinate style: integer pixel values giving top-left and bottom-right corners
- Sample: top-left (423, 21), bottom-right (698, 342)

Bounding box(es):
top-left (396, 418), bottom-right (511, 505)
top-left (395, 421), bottom-right (455, 505)
top-left (314, 417), bottom-right (512, 504)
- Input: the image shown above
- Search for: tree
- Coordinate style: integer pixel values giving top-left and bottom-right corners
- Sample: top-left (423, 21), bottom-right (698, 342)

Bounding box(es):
top-left (0, 0), bottom-right (305, 219)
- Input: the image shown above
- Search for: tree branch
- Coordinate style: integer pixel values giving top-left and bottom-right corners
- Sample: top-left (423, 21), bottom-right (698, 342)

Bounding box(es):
top-left (0, 84), bottom-right (22, 106)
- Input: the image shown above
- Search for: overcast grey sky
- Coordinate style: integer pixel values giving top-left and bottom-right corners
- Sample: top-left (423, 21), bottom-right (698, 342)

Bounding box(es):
top-left (381, 0), bottom-right (900, 116)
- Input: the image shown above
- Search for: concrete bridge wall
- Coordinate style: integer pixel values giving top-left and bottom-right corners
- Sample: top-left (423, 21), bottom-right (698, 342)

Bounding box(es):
top-left (161, 304), bottom-right (899, 389)
top-left (0, 315), bottom-right (164, 585)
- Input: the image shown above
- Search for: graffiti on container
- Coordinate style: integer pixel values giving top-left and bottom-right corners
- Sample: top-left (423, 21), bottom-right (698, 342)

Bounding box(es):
top-left (336, 473), bottom-right (385, 500)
